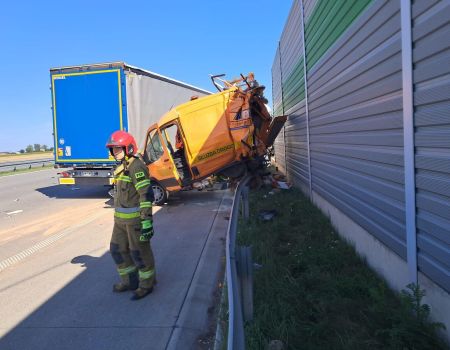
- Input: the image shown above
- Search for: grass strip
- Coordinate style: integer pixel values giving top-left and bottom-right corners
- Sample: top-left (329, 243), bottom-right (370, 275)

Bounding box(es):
top-left (237, 186), bottom-right (448, 350)
top-left (0, 151), bottom-right (53, 159)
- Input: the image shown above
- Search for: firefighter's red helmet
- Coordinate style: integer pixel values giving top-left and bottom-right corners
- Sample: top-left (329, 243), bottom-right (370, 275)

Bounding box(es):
top-left (106, 130), bottom-right (138, 157)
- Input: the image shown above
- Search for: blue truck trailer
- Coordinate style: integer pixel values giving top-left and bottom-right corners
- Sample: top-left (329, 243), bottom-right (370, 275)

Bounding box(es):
top-left (50, 62), bottom-right (210, 187)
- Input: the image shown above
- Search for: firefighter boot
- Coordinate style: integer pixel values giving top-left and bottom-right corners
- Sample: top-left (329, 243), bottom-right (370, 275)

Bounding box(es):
top-left (130, 268), bottom-right (155, 300)
top-left (113, 269), bottom-right (139, 293)
top-left (130, 286), bottom-right (153, 300)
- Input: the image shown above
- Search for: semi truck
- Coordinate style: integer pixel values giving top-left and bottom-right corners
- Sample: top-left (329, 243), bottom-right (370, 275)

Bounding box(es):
top-left (50, 62), bottom-right (210, 189)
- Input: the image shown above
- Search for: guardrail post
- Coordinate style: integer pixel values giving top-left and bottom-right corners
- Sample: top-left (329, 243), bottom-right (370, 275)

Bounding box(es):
top-left (236, 245), bottom-right (253, 322)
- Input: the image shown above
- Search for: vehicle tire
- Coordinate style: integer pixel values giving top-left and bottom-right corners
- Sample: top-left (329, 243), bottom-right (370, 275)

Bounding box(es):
top-left (152, 182), bottom-right (168, 205)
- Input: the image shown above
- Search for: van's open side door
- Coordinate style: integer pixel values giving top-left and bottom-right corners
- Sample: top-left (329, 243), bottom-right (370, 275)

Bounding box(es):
top-left (143, 125), bottom-right (181, 191)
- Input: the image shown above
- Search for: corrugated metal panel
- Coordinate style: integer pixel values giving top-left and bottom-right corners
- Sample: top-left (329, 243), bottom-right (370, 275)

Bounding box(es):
top-left (272, 45), bottom-right (286, 173)
top-left (303, 0), bottom-right (318, 23)
top-left (282, 59), bottom-right (305, 113)
top-left (306, 1), bottom-right (406, 258)
top-left (273, 0), bottom-right (450, 294)
top-left (285, 101), bottom-right (310, 186)
top-left (312, 174), bottom-right (406, 257)
top-left (304, 0), bottom-right (372, 69)
top-left (278, 1), bottom-right (310, 187)
top-left (413, 0), bottom-right (450, 292)
top-left (280, 0), bottom-right (303, 113)
top-left (272, 47), bottom-right (283, 118)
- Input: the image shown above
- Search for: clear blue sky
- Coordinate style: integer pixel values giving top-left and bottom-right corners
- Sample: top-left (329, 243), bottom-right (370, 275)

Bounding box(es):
top-left (0, 0), bottom-right (292, 152)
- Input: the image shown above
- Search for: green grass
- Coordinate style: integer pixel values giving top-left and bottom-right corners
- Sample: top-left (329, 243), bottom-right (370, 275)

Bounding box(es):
top-left (0, 164), bottom-right (54, 177)
top-left (218, 282), bottom-right (229, 350)
top-left (237, 187), bottom-right (448, 350)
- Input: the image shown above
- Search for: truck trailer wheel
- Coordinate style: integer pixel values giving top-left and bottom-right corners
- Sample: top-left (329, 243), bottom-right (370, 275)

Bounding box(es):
top-left (152, 182), bottom-right (168, 205)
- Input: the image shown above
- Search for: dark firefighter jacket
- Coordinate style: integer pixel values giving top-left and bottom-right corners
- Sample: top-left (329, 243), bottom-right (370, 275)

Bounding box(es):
top-left (113, 156), bottom-right (154, 224)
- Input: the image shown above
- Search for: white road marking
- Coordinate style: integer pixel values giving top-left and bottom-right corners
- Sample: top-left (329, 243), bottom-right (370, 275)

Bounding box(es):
top-left (6, 210), bottom-right (23, 215)
top-left (0, 210), bottom-right (108, 272)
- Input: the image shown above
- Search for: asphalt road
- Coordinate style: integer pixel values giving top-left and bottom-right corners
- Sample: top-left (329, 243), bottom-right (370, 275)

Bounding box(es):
top-left (0, 169), bottom-right (232, 350)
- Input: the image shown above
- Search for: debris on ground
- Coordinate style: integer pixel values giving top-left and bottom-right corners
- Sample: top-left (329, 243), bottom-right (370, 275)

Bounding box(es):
top-left (274, 181), bottom-right (291, 189)
top-left (212, 182), bottom-right (228, 190)
top-left (258, 209), bottom-right (277, 221)
top-left (272, 173), bottom-right (285, 181)
top-left (253, 262), bottom-right (263, 270)
top-left (189, 175), bottom-right (231, 191)
top-left (207, 175), bottom-right (230, 191)
top-left (267, 340), bottom-right (284, 350)
top-left (263, 176), bottom-right (273, 186)
top-left (260, 172), bottom-right (292, 190)
top-left (192, 178), bottom-right (212, 191)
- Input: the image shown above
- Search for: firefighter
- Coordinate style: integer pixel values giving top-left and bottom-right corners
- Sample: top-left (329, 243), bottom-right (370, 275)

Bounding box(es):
top-left (106, 130), bottom-right (156, 300)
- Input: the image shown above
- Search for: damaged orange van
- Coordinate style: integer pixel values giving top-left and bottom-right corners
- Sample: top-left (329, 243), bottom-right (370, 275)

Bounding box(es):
top-left (142, 73), bottom-right (286, 204)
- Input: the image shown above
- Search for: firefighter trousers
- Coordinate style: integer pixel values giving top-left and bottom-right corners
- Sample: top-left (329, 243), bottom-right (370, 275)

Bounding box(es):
top-left (110, 220), bottom-right (156, 289)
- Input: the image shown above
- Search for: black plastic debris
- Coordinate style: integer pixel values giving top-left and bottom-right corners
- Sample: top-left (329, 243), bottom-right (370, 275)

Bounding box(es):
top-left (258, 209), bottom-right (277, 221)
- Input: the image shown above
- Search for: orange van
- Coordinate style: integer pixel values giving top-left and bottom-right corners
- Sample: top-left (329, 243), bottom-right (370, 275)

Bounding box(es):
top-left (142, 74), bottom-right (286, 204)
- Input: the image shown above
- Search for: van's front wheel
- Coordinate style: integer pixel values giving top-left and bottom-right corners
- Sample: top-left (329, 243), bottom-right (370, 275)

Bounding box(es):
top-left (152, 182), bottom-right (168, 205)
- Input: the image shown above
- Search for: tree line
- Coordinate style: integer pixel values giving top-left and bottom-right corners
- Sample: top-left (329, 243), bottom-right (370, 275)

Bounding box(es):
top-left (19, 144), bottom-right (54, 153)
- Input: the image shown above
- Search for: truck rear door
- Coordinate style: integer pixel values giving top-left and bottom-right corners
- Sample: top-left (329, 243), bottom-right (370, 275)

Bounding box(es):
top-left (51, 68), bottom-right (126, 164)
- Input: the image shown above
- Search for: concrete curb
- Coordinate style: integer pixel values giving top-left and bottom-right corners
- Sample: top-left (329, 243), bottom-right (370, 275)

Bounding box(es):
top-left (165, 190), bottom-right (233, 349)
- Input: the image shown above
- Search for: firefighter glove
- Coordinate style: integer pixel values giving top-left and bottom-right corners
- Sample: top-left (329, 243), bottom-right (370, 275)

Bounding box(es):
top-left (140, 219), bottom-right (154, 241)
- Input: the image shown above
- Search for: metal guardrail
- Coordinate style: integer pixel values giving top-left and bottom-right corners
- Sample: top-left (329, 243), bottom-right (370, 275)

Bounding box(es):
top-left (0, 158), bottom-right (54, 172)
top-left (226, 175), bottom-right (253, 350)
